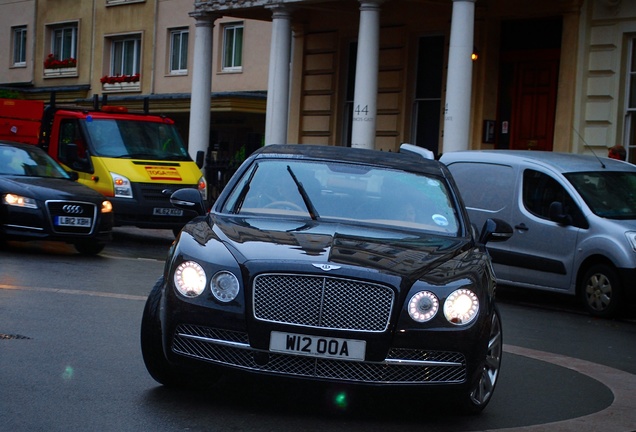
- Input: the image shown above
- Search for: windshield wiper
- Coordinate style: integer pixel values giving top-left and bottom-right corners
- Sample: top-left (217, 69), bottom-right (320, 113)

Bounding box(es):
top-left (231, 163), bottom-right (259, 214)
top-left (286, 165), bottom-right (320, 221)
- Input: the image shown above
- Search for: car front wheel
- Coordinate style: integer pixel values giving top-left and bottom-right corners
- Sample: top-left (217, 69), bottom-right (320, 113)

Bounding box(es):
top-left (580, 263), bottom-right (622, 318)
top-left (461, 306), bottom-right (502, 414)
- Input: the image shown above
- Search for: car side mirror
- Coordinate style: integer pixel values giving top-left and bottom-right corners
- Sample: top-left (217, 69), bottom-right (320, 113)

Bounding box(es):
top-left (170, 188), bottom-right (207, 216)
top-left (196, 150), bottom-right (205, 169)
top-left (549, 201), bottom-right (572, 225)
top-left (479, 218), bottom-right (513, 244)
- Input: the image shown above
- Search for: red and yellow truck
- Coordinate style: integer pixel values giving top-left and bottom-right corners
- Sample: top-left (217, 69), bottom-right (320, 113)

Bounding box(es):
top-left (0, 96), bottom-right (206, 233)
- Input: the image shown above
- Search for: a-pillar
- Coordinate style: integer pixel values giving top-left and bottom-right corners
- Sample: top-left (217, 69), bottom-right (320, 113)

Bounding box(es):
top-left (442, 0), bottom-right (476, 153)
top-left (265, 5), bottom-right (292, 145)
top-left (187, 11), bottom-right (218, 163)
top-left (351, 0), bottom-right (384, 149)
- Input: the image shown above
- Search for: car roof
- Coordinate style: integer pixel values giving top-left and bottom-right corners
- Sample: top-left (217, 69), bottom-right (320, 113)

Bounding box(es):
top-left (440, 150), bottom-right (636, 173)
top-left (251, 144), bottom-right (445, 176)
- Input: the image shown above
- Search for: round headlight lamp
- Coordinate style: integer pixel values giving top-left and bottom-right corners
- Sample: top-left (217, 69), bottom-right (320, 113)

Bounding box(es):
top-left (210, 271), bottom-right (240, 303)
top-left (174, 261), bottom-right (207, 298)
top-left (443, 289), bottom-right (479, 325)
top-left (408, 291), bottom-right (439, 322)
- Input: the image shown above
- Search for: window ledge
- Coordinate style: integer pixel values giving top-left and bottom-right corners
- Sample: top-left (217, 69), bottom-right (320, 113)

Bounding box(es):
top-left (106, 0), bottom-right (145, 6)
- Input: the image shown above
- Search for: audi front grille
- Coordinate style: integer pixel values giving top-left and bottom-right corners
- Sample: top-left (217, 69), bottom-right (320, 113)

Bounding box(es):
top-left (46, 200), bottom-right (97, 234)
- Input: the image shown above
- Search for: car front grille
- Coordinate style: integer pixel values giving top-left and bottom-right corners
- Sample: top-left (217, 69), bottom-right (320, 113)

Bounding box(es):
top-left (253, 274), bottom-right (394, 332)
top-left (137, 182), bottom-right (197, 202)
top-left (171, 324), bottom-right (467, 384)
top-left (45, 201), bottom-right (97, 234)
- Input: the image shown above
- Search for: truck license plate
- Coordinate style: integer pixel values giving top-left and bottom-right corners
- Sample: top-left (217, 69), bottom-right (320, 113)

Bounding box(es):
top-left (269, 331), bottom-right (366, 361)
top-left (55, 216), bottom-right (91, 227)
top-left (153, 207), bottom-right (183, 216)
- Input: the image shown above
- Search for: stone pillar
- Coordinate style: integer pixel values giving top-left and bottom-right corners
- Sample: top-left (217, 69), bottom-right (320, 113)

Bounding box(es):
top-left (442, 0), bottom-right (476, 153)
top-left (265, 5), bottom-right (292, 145)
top-left (351, 0), bottom-right (384, 149)
top-left (187, 12), bottom-right (218, 162)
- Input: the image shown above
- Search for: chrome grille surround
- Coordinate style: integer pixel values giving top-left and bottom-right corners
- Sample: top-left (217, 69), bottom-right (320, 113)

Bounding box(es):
top-left (172, 324), bottom-right (467, 384)
top-left (253, 274), bottom-right (394, 332)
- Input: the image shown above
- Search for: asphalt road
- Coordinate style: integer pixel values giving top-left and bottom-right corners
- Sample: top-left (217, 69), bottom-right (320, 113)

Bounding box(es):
top-left (1, 227), bottom-right (635, 432)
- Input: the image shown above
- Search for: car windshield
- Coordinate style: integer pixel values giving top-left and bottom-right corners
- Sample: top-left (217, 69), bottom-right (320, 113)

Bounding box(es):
top-left (565, 171), bottom-right (636, 219)
top-left (83, 119), bottom-right (191, 161)
top-left (0, 145), bottom-right (70, 179)
top-left (221, 159), bottom-right (460, 235)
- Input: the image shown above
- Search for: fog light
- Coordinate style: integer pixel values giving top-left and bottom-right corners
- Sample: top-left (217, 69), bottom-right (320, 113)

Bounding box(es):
top-left (444, 289), bottom-right (479, 325)
top-left (174, 261), bottom-right (206, 297)
top-left (210, 271), bottom-right (240, 303)
top-left (408, 291), bottom-right (439, 322)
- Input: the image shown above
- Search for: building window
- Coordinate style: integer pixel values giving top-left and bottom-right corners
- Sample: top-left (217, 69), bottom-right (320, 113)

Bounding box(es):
top-left (110, 35), bottom-right (141, 76)
top-left (222, 23), bottom-right (243, 71)
top-left (12, 26), bottom-right (27, 67)
top-left (624, 37), bottom-right (636, 163)
top-left (170, 28), bottom-right (188, 74)
top-left (51, 25), bottom-right (77, 63)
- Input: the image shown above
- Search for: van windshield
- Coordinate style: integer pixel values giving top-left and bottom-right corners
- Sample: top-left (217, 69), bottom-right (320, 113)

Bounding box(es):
top-left (82, 119), bottom-right (191, 161)
top-left (566, 171), bottom-right (636, 219)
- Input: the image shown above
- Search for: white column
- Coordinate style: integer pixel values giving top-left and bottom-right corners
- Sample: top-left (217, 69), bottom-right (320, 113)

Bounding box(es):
top-left (187, 12), bottom-right (217, 162)
top-left (265, 5), bottom-right (292, 145)
top-left (351, 0), bottom-right (383, 149)
top-left (442, 0), bottom-right (476, 153)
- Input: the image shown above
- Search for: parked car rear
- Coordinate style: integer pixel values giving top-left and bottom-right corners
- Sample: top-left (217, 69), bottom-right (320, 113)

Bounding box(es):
top-left (440, 150), bottom-right (636, 318)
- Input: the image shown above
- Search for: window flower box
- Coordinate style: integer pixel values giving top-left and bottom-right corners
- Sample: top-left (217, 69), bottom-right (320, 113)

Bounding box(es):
top-left (43, 54), bottom-right (77, 78)
top-left (100, 74), bottom-right (141, 92)
top-left (44, 67), bottom-right (77, 78)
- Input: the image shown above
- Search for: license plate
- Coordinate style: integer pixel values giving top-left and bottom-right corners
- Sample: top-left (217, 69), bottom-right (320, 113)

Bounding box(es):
top-left (269, 331), bottom-right (366, 361)
top-left (55, 216), bottom-right (92, 227)
top-left (153, 207), bottom-right (183, 216)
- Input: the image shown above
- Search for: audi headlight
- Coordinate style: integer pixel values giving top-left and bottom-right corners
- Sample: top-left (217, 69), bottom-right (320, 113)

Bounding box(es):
top-left (443, 289), bottom-right (479, 325)
top-left (101, 200), bottom-right (113, 213)
top-left (408, 291), bottom-right (439, 322)
top-left (174, 261), bottom-right (207, 298)
top-left (110, 172), bottom-right (133, 198)
top-left (210, 271), bottom-right (240, 303)
top-left (3, 193), bottom-right (37, 209)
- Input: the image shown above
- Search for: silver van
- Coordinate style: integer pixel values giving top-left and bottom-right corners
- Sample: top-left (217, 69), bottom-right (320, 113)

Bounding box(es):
top-left (440, 150), bottom-right (636, 317)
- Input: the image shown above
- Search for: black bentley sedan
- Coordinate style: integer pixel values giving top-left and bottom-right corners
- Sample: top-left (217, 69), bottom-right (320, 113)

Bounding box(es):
top-left (141, 144), bottom-right (512, 413)
top-left (0, 141), bottom-right (113, 254)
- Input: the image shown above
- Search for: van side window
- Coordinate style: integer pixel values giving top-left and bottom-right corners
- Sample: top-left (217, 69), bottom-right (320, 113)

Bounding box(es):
top-left (522, 169), bottom-right (585, 226)
top-left (447, 162), bottom-right (514, 212)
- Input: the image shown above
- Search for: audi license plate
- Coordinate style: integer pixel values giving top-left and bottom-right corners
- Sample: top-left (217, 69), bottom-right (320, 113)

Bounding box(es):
top-left (55, 216), bottom-right (91, 227)
top-left (269, 331), bottom-right (366, 361)
top-left (153, 207), bottom-right (183, 216)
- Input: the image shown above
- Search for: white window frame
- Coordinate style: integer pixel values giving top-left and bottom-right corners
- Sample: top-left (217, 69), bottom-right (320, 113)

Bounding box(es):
top-left (51, 24), bottom-right (77, 61)
top-left (12, 26), bottom-right (27, 67)
top-left (109, 35), bottom-right (141, 76)
top-left (222, 23), bottom-right (243, 72)
top-left (169, 28), bottom-right (188, 75)
top-left (623, 36), bottom-right (636, 163)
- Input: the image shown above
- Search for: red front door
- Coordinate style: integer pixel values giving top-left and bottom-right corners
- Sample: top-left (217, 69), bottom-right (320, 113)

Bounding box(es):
top-left (510, 58), bottom-right (559, 151)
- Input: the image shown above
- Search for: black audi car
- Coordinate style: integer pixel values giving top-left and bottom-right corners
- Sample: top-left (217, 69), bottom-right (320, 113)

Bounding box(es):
top-left (141, 144), bottom-right (512, 413)
top-left (0, 141), bottom-right (113, 254)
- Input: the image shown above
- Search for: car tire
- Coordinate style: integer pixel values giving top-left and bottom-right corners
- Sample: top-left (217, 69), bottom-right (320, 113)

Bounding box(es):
top-left (74, 241), bottom-right (106, 255)
top-left (580, 263), bottom-right (623, 318)
top-left (460, 306), bottom-right (502, 414)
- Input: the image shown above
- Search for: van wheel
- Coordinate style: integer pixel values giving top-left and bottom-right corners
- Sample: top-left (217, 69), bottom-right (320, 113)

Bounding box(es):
top-left (580, 264), bottom-right (622, 318)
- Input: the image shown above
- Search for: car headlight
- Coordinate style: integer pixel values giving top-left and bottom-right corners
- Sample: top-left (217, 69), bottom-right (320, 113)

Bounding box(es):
top-left (101, 200), bottom-right (113, 213)
top-left (110, 172), bottom-right (133, 198)
top-left (2, 193), bottom-right (37, 209)
top-left (625, 231), bottom-right (636, 251)
top-left (210, 271), bottom-right (240, 303)
top-left (443, 289), bottom-right (479, 325)
top-left (408, 291), bottom-right (439, 322)
top-left (174, 261), bottom-right (207, 297)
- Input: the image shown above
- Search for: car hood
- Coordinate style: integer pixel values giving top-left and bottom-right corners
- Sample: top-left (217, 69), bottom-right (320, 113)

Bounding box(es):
top-left (0, 176), bottom-right (104, 202)
top-left (208, 215), bottom-right (470, 278)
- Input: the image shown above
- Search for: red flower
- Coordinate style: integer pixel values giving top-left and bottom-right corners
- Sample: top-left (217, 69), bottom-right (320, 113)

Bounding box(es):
top-left (44, 54), bottom-right (77, 69)
top-left (100, 73), bottom-right (140, 84)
